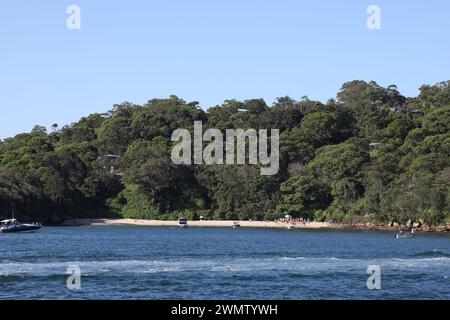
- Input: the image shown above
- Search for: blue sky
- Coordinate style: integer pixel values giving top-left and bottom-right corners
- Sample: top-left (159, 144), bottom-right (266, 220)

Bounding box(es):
top-left (1, 0), bottom-right (449, 139)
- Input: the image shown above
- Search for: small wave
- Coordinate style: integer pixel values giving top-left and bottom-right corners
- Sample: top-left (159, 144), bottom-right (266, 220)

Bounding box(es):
top-left (280, 257), bottom-right (307, 261)
top-left (276, 256), bottom-right (450, 272)
top-left (0, 260), bottom-right (168, 277)
top-left (1, 256), bottom-right (449, 277)
top-left (409, 250), bottom-right (450, 258)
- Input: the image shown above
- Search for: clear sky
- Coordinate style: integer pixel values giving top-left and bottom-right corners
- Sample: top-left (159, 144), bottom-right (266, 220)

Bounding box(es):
top-left (1, 0), bottom-right (449, 139)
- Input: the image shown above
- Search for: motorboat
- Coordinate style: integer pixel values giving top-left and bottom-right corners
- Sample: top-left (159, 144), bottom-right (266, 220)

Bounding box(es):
top-left (395, 229), bottom-right (414, 239)
top-left (0, 219), bottom-right (42, 233)
top-left (232, 221), bottom-right (241, 228)
top-left (178, 217), bottom-right (188, 228)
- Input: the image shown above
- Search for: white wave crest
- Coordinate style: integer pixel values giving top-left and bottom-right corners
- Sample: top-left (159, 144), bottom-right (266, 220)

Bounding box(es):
top-left (0, 256), bottom-right (448, 277)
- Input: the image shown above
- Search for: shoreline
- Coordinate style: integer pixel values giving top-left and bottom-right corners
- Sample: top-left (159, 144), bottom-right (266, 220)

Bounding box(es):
top-left (61, 218), bottom-right (449, 233)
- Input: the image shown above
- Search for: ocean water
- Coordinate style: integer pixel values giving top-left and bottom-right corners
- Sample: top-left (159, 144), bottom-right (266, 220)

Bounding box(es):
top-left (0, 226), bottom-right (449, 300)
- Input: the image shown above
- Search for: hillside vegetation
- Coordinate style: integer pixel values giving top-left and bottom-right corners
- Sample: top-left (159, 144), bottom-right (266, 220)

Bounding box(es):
top-left (1, 80), bottom-right (449, 225)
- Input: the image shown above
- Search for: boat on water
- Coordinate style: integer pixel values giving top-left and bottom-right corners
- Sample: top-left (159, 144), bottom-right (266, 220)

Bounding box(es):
top-left (178, 217), bottom-right (188, 228)
top-left (0, 219), bottom-right (42, 233)
top-left (232, 221), bottom-right (240, 228)
top-left (395, 229), bottom-right (414, 239)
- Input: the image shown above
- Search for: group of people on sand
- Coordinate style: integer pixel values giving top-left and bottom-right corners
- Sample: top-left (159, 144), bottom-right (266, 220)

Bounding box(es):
top-left (275, 217), bottom-right (308, 226)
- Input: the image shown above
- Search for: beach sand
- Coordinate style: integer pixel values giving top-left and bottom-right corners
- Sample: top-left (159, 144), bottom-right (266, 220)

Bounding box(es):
top-left (63, 218), bottom-right (339, 229)
top-left (61, 218), bottom-right (449, 232)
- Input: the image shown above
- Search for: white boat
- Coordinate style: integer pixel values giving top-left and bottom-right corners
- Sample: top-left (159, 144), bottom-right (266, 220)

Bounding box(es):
top-left (395, 229), bottom-right (414, 239)
top-left (0, 219), bottom-right (42, 233)
top-left (178, 217), bottom-right (188, 228)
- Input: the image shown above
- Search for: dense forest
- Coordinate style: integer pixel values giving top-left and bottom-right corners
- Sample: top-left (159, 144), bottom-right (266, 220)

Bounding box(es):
top-left (1, 80), bottom-right (449, 225)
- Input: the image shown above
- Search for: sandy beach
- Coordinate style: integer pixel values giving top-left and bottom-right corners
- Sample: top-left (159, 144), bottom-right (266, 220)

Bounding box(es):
top-left (61, 218), bottom-right (449, 232)
top-left (63, 218), bottom-right (339, 230)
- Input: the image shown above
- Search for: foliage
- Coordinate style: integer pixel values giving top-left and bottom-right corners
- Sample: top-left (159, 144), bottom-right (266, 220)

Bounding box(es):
top-left (0, 80), bottom-right (449, 224)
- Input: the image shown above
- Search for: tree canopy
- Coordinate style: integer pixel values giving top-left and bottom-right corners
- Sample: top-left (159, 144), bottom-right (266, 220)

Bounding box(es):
top-left (0, 82), bottom-right (449, 225)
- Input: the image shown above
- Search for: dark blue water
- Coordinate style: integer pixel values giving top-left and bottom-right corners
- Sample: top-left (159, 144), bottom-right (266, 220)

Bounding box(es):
top-left (1, 226), bottom-right (449, 299)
